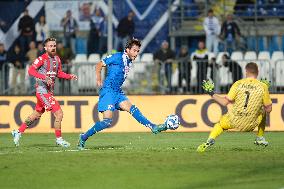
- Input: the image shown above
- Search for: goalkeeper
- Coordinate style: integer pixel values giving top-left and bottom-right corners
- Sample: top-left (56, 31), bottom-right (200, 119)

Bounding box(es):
top-left (197, 62), bottom-right (272, 152)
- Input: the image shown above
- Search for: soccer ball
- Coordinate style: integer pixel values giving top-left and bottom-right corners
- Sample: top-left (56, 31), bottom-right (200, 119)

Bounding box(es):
top-left (165, 114), bottom-right (180, 130)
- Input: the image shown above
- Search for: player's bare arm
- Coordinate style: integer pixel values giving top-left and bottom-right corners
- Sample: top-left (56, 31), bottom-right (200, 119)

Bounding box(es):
top-left (96, 61), bottom-right (104, 87)
top-left (264, 104), bottom-right (272, 113)
top-left (212, 94), bottom-right (230, 107)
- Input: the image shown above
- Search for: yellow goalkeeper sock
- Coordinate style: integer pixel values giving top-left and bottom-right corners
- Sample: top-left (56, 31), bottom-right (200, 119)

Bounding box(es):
top-left (209, 123), bottom-right (224, 140)
top-left (257, 113), bottom-right (266, 137)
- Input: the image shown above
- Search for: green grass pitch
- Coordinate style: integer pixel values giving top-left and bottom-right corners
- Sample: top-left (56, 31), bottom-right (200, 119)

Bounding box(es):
top-left (0, 132), bottom-right (284, 189)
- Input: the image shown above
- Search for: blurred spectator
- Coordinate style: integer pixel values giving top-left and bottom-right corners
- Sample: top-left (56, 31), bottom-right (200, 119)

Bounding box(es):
top-left (208, 56), bottom-right (221, 93)
top-left (192, 41), bottom-right (209, 93)
top-left (57, 41), bottom-right (74, 65)
top-left (0, 43), bottom-right (8, 92)
top-left (222, 54), bottom-right (243, 83)
top-left (203, 9), bottom-right (220, 55)
top-left (18, 9), bottom-right (35, 53)
top-left (79, 2), bottom-right (92, 21)
top-left (8, 44), bottom-right (27, 94)
top-left (114, 11), bottom-right (135, 51)
top-left (177, 45), bottom-right (191, 93)
top-left (35, 15), bottom-right (49, 44)
top-left (220, 14), bottom-right (241, 54)
top-left (269, 0), bottom-right (280, 3)
top-left (234, 0), bottom-right (254, 14)
top-left (100, 16), bottom-right (108, 55)
top-left (0, 18), bottom-right (7, 31)
top-left (87, 9), bottom-right (104, 56)
top-left (26, 41), bottom-right (38, 93)
top-left (37, 43), bottom-right (45, 56)
top-left (57, 41), bottom-right (74, 94)
top-left (154, 41), bottom-right (175, 93)
top-left (26, 41), bottom-right (37, 62)
top-left (60, 10), bottom-right (78, 54)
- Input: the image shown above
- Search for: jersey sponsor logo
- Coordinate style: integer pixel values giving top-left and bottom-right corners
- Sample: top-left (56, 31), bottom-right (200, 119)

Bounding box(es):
top-left (46, 71), bottom-right (57, 78)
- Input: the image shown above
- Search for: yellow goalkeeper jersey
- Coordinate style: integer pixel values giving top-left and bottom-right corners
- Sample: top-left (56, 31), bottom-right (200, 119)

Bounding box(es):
top-left (226, 78), bottom-right (272, 131)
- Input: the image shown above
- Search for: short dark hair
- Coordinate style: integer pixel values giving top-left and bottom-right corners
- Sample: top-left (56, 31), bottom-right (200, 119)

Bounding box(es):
top-left (208, 9), bottom-right (213, 14)
top-left (245, 62), bottom-right (259, 75)
top-left (223, 54), bottom-right (230, 60)
top-left (125, 38), bottom-right (141, 50)
top-left (43, 37), bottom-right (56, 46)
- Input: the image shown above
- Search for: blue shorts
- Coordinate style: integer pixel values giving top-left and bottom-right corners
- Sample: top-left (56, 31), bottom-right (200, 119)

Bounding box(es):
top-left (98, 89), bottom-right (128, 112)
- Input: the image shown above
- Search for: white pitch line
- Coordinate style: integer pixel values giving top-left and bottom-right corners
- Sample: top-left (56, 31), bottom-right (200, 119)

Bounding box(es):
top-left (0, 151), bottom-right (23, 155)
top-left (48, 149), bottom-right (90, 153)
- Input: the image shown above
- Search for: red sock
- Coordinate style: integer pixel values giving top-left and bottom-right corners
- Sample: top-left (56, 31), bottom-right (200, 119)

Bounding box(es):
top-left (55, 129), bottom-right (62, 138)
top-left (19, 123), bottom-right (28, 133)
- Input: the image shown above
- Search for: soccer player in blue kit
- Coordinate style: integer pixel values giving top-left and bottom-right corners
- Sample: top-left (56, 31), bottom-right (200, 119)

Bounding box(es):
top-left (78, 38), bottom-right (167, 149)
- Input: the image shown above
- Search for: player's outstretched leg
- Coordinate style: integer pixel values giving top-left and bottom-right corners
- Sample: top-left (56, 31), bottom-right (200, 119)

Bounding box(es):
top-left (197, 122), bottom-right (223, 152)
top-left (129, 105), bottom-right (167, 134)
top-left (53, 109), bottom-right (70, 148)
top-left (78, 118), bottom-right (112, 150)
top-left (12, 111), bottom-right (41, 146)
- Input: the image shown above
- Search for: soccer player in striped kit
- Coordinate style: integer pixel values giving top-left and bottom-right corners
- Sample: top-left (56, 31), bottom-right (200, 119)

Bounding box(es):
top-left (12, 37), bottom-right (77, 147)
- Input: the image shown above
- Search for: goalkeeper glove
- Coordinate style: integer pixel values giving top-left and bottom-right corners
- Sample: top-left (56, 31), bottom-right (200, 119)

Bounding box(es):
top-left (260, 78), bottom-right (271, 89)
top-left (202, 79), bottom-right (215, 96)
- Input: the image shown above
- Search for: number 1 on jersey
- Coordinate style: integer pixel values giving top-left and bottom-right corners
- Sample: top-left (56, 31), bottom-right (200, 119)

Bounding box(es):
top-left (244, 91), bottom-right (250, 108)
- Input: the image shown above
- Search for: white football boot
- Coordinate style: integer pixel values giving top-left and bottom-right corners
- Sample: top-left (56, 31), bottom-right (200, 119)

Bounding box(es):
top-left (11, 130), bottom-right (21, 147)
top-left (56, 137), bottom-right (70, 148)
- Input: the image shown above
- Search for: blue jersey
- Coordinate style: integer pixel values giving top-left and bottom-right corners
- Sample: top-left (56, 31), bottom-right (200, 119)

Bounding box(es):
top-left (101, 52), bottom-right (132, 91)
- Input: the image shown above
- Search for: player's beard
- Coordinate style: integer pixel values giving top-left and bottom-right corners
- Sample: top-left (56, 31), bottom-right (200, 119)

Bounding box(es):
top-left (48, 50), bottom-right (56, 57)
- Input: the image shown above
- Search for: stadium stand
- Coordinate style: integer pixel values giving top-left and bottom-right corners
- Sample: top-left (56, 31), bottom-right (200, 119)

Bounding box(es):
top-left (258, 51), bottom-right (270, 60)
top-left (88, 53), bottom-right (101, 63)
top-left (140, 53), bottom-right (154, 63)
top-left (1, 0), bottom-right (284, 95)
top-left (231, 51), bottom-right (243, 61)
top-left (271, 51), bottom-right (284, 61)
top-left (244, 51), bottom-right (257, 60)
top-left (74, 54), bottom-right (88, 63)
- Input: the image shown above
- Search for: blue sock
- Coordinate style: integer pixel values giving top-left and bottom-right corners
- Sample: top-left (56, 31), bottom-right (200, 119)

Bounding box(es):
top-left (82, 118), bottom-right (112, 141)
top-left (130, 105), bottom-right (155, 129)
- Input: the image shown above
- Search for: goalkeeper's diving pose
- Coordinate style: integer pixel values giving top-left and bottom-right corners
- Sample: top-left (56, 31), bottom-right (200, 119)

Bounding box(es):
top-left (77, 38), bottom-right (167, 150)
top-left (197, 62), bottom-right (272, 152)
